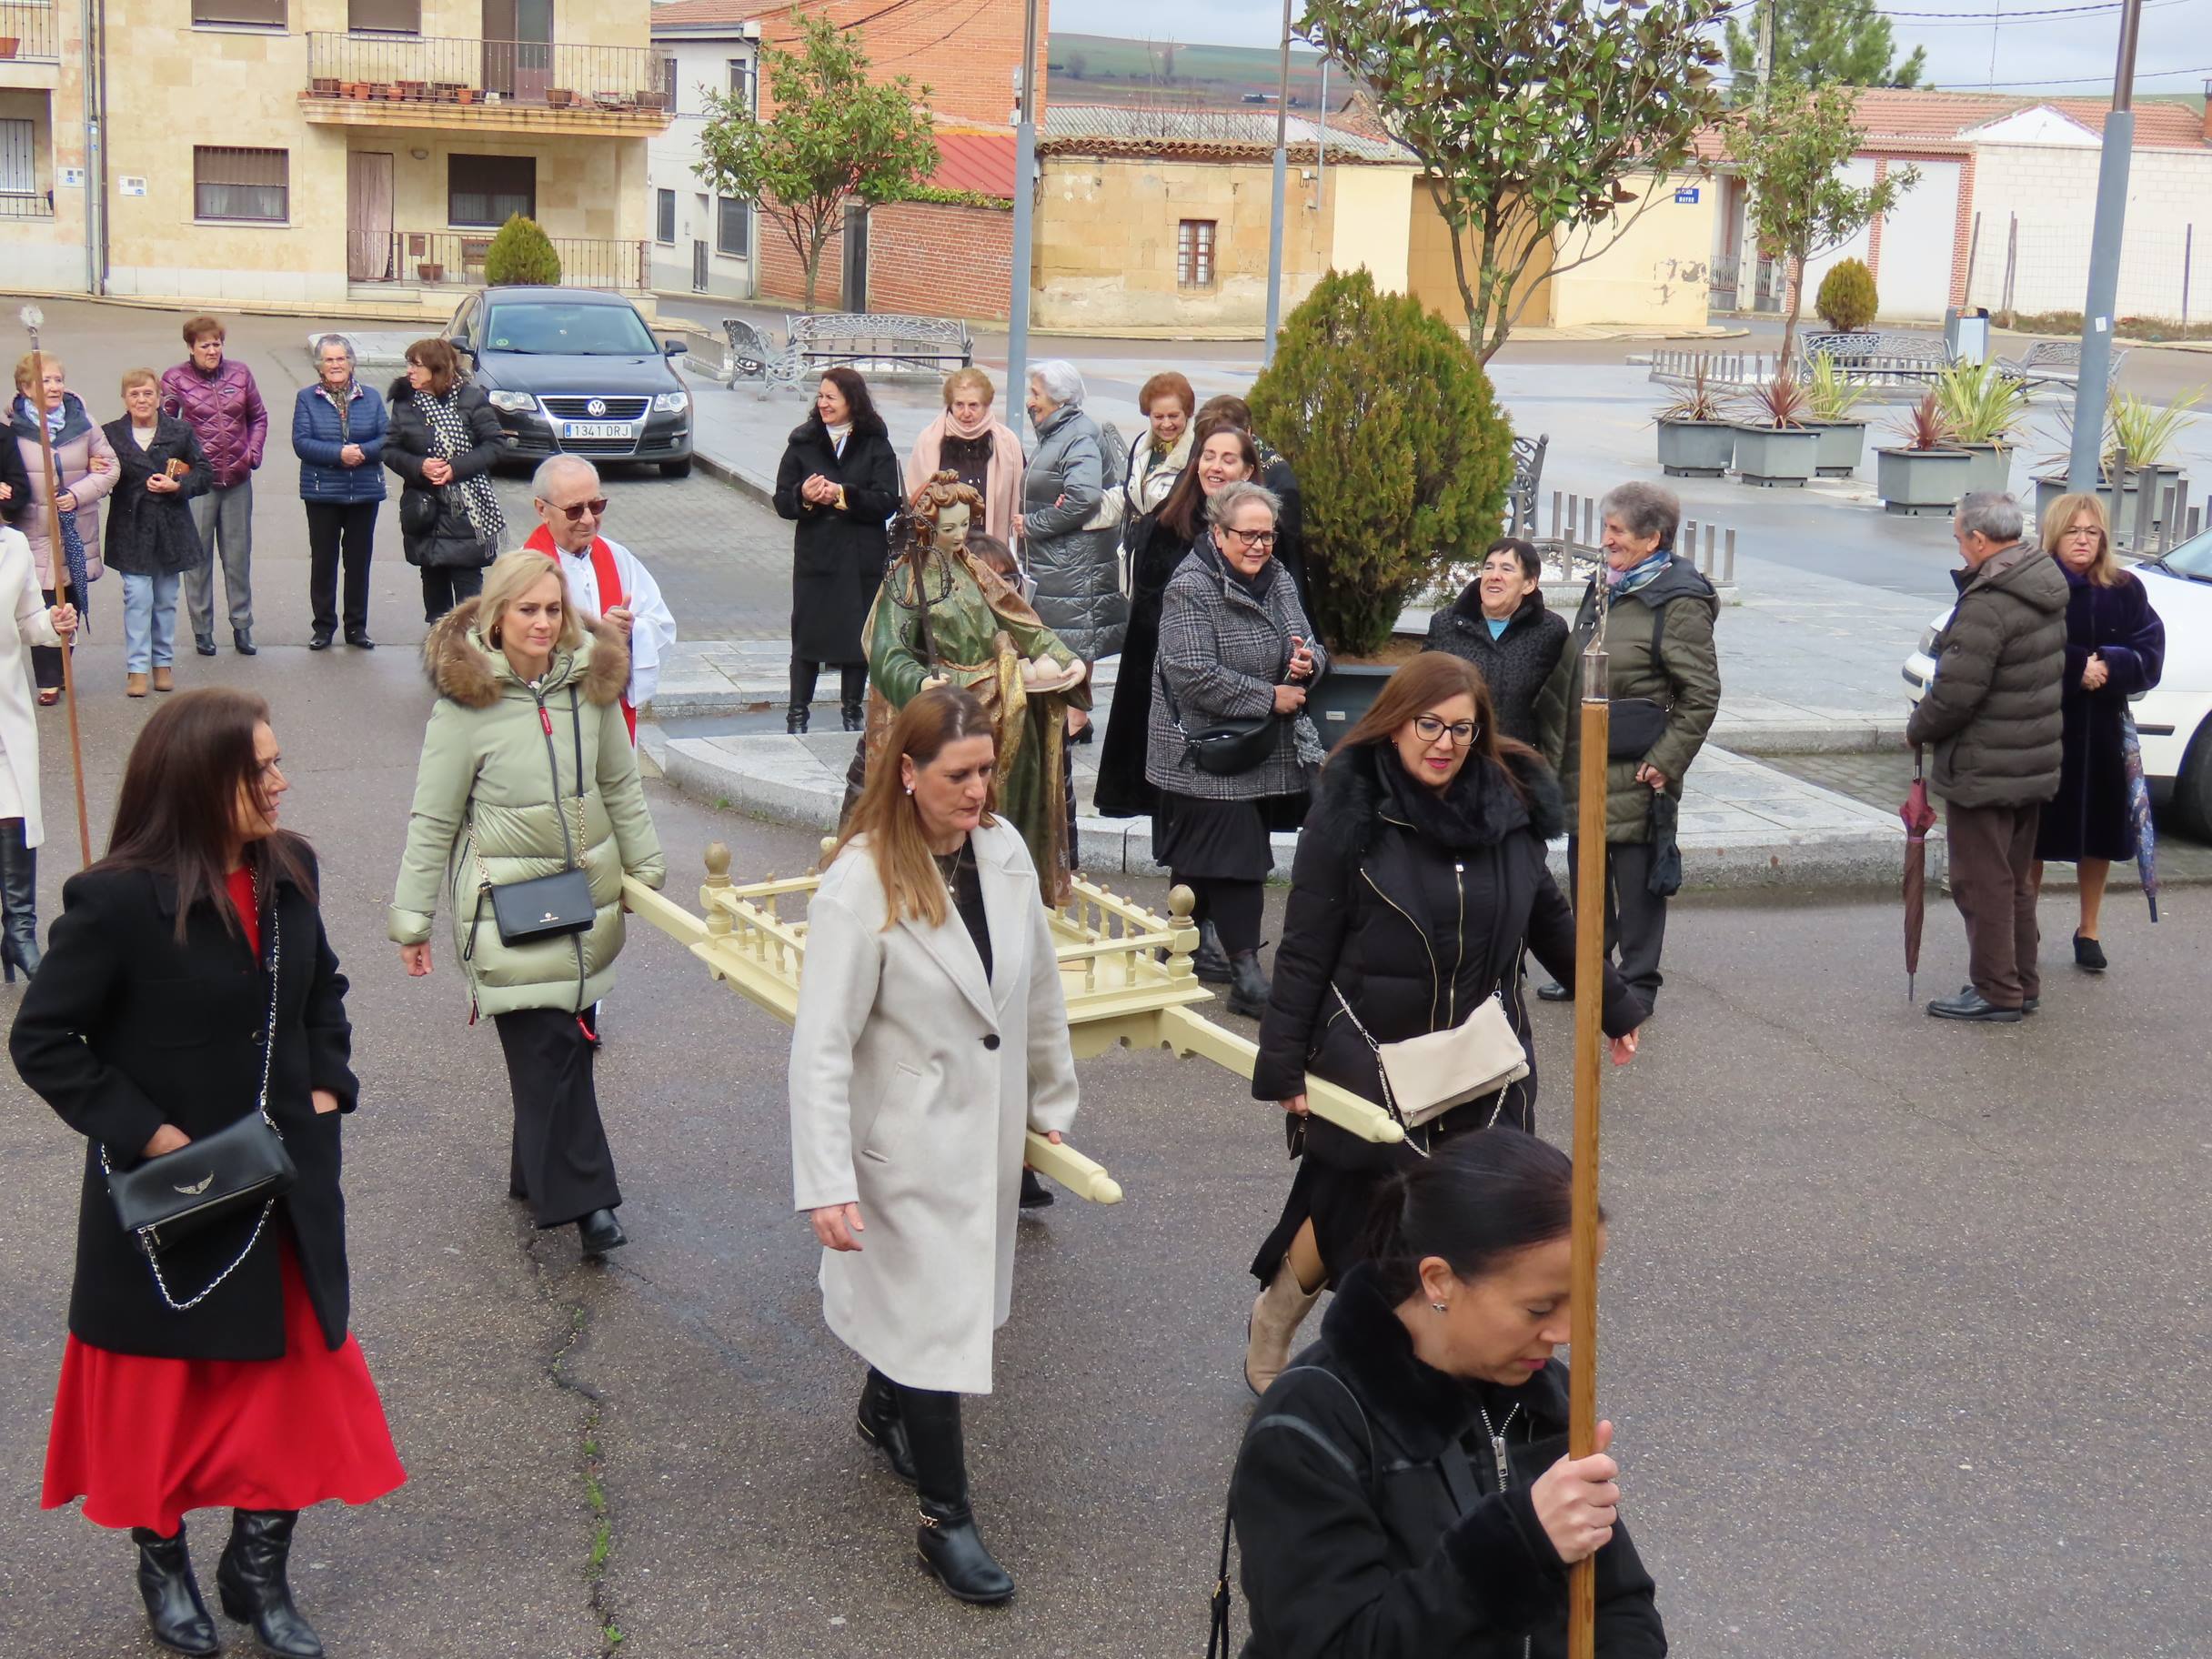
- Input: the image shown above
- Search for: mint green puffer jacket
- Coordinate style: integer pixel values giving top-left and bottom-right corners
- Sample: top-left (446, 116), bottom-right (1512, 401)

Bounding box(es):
top-left (389, 598), bottom-right (666, 1016)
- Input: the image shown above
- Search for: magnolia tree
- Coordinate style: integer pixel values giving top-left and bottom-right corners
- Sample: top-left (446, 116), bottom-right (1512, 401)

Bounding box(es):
top-left (1300, 0), bottom-right (1730, 363)
top-left (1724, 78), bottom-right (1916, 361)
top-left (693, 15), bottom-right (939, 313)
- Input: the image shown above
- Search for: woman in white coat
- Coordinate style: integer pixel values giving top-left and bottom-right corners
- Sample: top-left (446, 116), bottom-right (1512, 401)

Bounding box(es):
top-left (0, 523), bottom-right (80, 980)
top-left (790, 685), bottom-right (1079, 1606)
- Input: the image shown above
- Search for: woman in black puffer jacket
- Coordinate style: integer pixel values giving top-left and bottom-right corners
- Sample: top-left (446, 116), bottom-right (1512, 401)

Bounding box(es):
top-left (1244, 652), bottom-right (1645, 1393)
top-left (1425, 538), bottom-right (1568, 746)
top-left (383, 339), bottom-right (506, 623)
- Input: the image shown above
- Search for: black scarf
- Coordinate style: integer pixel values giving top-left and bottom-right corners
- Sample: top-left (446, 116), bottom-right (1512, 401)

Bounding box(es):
top-left (1374, 749), bottom-right (1527, 852)
top-left (1197, 532), bottom-right (1276, 600)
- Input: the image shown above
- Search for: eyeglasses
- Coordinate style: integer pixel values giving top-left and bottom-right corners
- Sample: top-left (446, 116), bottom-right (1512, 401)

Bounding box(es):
top-left (1413, 715), bottom-right (1479, 748)
top-left (1220, 527), bottom-right (1277, 549)
top-left (556, 498), bottom-right (609, 522)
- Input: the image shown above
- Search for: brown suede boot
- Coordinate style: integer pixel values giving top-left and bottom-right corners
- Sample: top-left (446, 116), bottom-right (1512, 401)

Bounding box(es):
top-left (126, 673), bottom-right (148, 699)
top-left (1244, 1261), bottom-right (1322, 1396)
top-left (152, 666), bottom-right (175, 692)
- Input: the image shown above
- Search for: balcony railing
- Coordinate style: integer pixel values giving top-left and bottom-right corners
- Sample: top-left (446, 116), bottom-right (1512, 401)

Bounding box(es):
top-left (359, 230), bottom-right (649, 290)
top-left (305, 33), bottom-right (670, 113)
top-left (0, 0), bottom-right (62, 60)
top-left (1, 191), bottom-right (55, 218)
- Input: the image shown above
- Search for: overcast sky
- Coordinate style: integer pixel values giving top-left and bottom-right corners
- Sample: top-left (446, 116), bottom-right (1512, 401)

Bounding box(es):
top-left (1048, 0), bottom-right (2208, 97)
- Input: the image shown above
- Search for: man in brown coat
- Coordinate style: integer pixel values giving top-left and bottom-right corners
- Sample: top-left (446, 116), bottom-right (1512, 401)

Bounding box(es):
top-left (1906, 491), bottom-right (2068, 1022)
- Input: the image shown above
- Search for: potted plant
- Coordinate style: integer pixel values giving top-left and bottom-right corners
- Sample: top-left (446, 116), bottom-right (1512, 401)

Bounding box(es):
top-left (1728, 374), bottom-right (1820, 488)
top-left (457, 85), bottom-right (480, 104)
top-left (1935, 358), bottom-right (2029, 496)
top-left (311, 75), bottom-right (340, 96)
top-left (0, 36), bottom-right (20, 58)
top-left (1875, 392), bottom-right (1972, 517)
top-left (2110, 386), bottom-right (2198, 498)
top-left (1247, 269), bottom-right (1515, 733)
top-left (1802, 350), bottom-right (1868, 477)
top-left (1654, 362), bottom-right (1735, 478)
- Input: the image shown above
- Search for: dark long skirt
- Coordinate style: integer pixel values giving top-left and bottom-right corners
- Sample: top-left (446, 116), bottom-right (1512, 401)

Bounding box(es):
top-left (495, 1007), bottom-right (622, 1228)
top-left (1154, 789), bottom-right (1308, 881)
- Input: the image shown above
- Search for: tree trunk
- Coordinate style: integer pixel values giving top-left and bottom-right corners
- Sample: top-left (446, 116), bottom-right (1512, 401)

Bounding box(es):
top-left (1779, 255), bottom-right (1805, 370)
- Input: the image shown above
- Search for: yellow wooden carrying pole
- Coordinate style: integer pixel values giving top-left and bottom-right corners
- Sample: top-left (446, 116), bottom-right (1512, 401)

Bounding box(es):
top-left (1568, 638), bottom-right (1611, 1659)
top-left (22, 332), bottom-right (93, 868)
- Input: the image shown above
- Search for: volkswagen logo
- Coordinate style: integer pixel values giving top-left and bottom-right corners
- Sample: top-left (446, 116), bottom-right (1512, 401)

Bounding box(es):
top-left (586, 398), bottom-right (608, 417)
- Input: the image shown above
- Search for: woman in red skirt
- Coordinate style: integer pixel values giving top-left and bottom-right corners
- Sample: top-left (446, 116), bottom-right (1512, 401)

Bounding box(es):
top-left (11, 689), bottom-right (403, 1658)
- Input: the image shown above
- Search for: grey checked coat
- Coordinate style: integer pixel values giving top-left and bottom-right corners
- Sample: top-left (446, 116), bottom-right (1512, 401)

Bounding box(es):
top-left (1146, 544), bottom-right (1328, 801)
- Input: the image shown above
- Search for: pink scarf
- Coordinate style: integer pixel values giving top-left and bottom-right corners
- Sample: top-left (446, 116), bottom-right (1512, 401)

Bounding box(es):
top-left (906, 414), bottom-right (1024, 547)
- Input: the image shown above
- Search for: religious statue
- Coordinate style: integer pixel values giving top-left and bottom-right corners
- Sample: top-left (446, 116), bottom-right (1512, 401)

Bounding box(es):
top-left (844, 472), bottom-right (1090, 902)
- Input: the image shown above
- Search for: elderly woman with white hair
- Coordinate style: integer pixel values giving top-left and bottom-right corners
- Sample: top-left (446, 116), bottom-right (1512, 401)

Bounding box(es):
top-left (1534, 480), bottom-right (1721, 1012)
top-left (293, 334), bottom-right (388, 649)
top-left (1021, 359), bottom-right (1128, 668)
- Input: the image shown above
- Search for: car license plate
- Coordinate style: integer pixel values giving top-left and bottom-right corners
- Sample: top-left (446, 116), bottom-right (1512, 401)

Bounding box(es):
top-left (562, 421), bottom-right (634, 440)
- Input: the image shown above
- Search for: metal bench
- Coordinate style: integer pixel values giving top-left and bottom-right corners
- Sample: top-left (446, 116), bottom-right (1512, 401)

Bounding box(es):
top-left (719, 316), bottom-right (800, 397)
top-left (1797, 330), bottom-right (1955, 389)
top-left (1993, 338), bottom-right (2129, 393)
top-left (1506, 432), bottom-right (1548, 537)
top-left (787, 312), bottom-right (973, 378)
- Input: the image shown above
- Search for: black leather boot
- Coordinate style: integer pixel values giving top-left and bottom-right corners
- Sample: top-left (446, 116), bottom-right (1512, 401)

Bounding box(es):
top-left (840, 701), bottom-right (866, 733)
top-left (900, 1387), bottom-right (1013, 1604)
top-left (1226, 950), bottom-right (1272, 1020)
top-left (857, 1367), bottom-right (917, 1485)
top-left (216, 1510), bottom-right (323, 1657)
top-left (578, 1208), bottom-right (627, 1255)
top-left (1190, 920), bottom-right (1232, 985)
top-left (132, 1524), bottom-right (219, 1656)
top-left (1, 818), bottom-right (39, 982)
top-left (786, 704), bottom-right (810, 735)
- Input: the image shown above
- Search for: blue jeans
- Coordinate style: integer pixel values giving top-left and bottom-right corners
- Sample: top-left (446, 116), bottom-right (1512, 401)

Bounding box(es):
top-left (123, 570), bottom-right (182, 673)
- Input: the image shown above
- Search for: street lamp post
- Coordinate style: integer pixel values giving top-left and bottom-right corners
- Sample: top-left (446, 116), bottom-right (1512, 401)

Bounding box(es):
top-left (2067, 0), bottom-right (2145, 489)
top-left (1262, 0), bottom-right (1292, 367)
top-left (1006, 0), bottom-right (1041, 442)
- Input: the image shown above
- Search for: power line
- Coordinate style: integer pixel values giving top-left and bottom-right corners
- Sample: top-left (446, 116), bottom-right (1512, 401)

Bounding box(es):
top-left (1933, 60), bottom-right (2211, 85)
top-left (1876, 0), bottom-right (2190, 23)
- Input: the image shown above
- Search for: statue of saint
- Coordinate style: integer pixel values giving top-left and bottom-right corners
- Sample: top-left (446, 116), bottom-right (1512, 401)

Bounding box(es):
top-left (845, 472), bottom-right (1090, 901)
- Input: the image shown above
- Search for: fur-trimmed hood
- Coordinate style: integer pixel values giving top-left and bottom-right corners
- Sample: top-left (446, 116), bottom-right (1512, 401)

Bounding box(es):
top-left (1313, 739), bottom-right (1565, 860)
top-left (422, 596), bottom-right (629, 710)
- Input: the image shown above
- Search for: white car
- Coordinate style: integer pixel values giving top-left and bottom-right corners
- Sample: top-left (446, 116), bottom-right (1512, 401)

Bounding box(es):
top-left (1903, 528), bottom-right (2212, 836)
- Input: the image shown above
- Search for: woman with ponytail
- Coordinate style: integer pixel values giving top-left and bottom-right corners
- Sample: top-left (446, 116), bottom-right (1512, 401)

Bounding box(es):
top-left (1227, 1129), bottom-right (1666, 1658)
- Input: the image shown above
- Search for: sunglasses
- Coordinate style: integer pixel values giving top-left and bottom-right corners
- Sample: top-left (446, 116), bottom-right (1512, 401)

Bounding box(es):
top-left (554, 498), bottom-right (609, 522)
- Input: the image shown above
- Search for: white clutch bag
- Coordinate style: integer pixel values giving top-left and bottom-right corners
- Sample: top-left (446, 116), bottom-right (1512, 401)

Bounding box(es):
top-left (1332, 985), bottom-right (1531, 1130)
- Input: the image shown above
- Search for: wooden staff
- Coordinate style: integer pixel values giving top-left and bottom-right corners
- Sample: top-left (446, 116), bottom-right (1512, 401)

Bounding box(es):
top-left (1567, 628), bottom-right (1610, 1659)
top-left (20, 313), bottom-right (92, 868)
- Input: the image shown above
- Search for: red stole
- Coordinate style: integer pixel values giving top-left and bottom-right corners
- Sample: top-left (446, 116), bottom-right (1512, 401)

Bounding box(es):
top-left (526, 523), bottom-right (637, 741)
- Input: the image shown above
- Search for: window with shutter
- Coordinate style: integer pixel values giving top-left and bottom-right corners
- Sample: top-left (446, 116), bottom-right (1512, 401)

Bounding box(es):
top-left (1177, 219), bottom-right (1217, 289)
top-left (192, 0), bottom-right (286, 25)
top-left (195, 147), bottom-right (289, 222)
top-left (448, 154), bottom-right (535, 228)
top-left (656, 188), bottom-right (676, 246)
top-left (347, 0), bottom-right (420, 31)
top-left (717, 196), bottom-right (748, 257)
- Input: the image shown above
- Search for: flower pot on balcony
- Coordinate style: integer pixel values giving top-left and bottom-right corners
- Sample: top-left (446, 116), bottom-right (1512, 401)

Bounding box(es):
top-left (637, 90), bottom-right (668, 110)
top-left (1730, 425), bottom-right (1820, 488)
top-left (1959, 442), bottom-right (2013, 497)
top-left (1876, 447), bottom-right (1972, 517)
top-left (417, 262), bottom-right (446, 284)
top-left (547, 88), bottom-right (576, 106)
top-left (1806, 418), bottom-right (1865, 478)
top-left (396, 79), bottom-right (427, 100)
top-left (456, 86), bottom-right (479, 104)
top-left (0, 36), bottom-right (19, 58)
top-left (311, 76), bottom-right (340, 96)
top-left (342, 82), bottom-right (368, 99)
top-left (431, 81), bottom-right (460, 102)
top-left (1655, 418), bottom-right (1735, 479)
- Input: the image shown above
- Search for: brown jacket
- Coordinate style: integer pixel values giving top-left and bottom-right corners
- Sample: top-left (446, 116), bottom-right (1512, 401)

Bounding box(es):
top-left (1905, 539), bottom-right (2068, 808)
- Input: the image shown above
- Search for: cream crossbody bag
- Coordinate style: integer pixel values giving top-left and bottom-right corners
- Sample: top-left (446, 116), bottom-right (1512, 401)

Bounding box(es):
top-left (1331, 983), bottom-right (1530, 1131)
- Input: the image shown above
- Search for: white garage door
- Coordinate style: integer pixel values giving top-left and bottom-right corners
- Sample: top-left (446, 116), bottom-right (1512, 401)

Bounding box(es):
top-left (1797, 158), bottom-right (1877, 305)
top-left (1875, 159), bottom-right (1963, 321)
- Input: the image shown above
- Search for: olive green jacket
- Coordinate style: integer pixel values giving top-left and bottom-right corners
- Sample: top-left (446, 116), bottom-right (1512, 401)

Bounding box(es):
top-left (389, 598), bottom-right (666, 1016)
top-left (1536, 558), bottom-right (1723, 844)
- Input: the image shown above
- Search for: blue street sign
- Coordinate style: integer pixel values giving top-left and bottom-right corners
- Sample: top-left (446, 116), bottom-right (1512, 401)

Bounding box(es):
top-left (1674, 186), bottom-right (1700, 204)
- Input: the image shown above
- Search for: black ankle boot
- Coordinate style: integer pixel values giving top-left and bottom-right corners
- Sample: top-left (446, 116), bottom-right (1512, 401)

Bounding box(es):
top-left (1191, 920), bottom-right (1231, 984)
top-left (1226, 950), bottom-right (1272, 1019)
top-left (841, 701), bottom-right (866, 733)
top-left (132, 1525), bottom-right (219, 1656)
top-left (900, 1387), bottom-right (1013, 1604)
top-left (857, 1367), bottom-right (917, 1485)
top-left (786, 704), bottom-right (810, 735)
top-left (216, 1510), bottom-right (323, 1657)
top-left (0, 819), bottom-right (38, 982)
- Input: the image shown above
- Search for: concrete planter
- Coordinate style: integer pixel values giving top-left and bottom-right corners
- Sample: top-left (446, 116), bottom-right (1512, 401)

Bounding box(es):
top-left (1306, 662), bottom-right (1398, 739)
top-left (1730, 426), bottom-right (1821, 488)
top-left (1808, 419), bottom-right (1865, 478)
top-left (1960, 443), bottom-right (2014, 497)
top-left (1876, 447), bottom-right (1972, 517)
top-left (1655, 419), bottom-right (1736, 479)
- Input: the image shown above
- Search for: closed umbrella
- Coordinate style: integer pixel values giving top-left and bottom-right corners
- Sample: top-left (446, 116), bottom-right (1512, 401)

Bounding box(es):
top-left (2122, 708), bottom-right (2159, 922)
top-left (1900, 748), bottom-right (1937, 1001)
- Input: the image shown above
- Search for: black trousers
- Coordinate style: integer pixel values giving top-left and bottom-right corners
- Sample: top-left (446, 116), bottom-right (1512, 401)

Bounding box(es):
top-left (421, 565), bottom-right (484, 623)
top-left (790, 659), bottom-right (867, 711)
top-left (1564, 837), bottom-right (1667, 1008)
top-left (493, 1006), bottom-right (622, 1228)
top-left (1179, 877), bottom-right (1265, 956)
top-left (307, 500), bottom-right (377, 635)
top-left (33, 586), bottom-right (65, 690)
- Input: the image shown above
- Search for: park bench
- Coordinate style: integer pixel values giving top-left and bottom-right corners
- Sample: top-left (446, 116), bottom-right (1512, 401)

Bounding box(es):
top-left (720, 316), bottom-right (801, 395)
top-left (1507, 433), bottom-right (1548, 538)
top-left (1993, 338), bottom-right (2129, 393)
top-left (1797, 330), bottom-right (1955, 389)
top-left (788, 312), bottom-right (973, 378)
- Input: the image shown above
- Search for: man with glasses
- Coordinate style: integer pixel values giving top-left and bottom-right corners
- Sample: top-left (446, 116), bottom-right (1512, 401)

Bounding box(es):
top-left (522, 455), bottom-right (677, 742)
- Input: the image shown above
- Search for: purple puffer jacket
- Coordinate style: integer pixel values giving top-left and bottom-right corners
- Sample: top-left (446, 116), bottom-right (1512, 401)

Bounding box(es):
top-left (161, 357), bottom-right (267, 488)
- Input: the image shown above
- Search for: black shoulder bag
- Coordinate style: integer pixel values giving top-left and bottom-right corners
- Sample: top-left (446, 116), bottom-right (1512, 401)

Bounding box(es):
top-left (1607, 601), bottom-right (1674, 759)
top-left (104, 891), bottom-right (297, 1312)
top-left (1161, 587), bottom-right (1290, 778)
top-left (476, 687), bottom-right (597, 950)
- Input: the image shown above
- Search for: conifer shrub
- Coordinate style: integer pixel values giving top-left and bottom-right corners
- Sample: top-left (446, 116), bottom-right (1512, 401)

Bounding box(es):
top-left (483, 215), bottom-right (562, 286)
top-left (1815, 257), bottom-right (1878, 333)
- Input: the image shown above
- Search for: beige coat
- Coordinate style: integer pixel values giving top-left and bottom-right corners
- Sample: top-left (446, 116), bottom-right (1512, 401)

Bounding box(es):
top-left (0, 528), bottom-right (62, 845)
top-left (789, 818), bottom-right (1080, 1394)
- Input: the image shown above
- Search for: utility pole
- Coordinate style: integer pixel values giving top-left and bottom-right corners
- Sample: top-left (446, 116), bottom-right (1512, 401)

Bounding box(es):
top-left (1734, 0), bottom-right (1775, 313)
top-left (1262, 0), bottom-right (1293, 367)
top-left (1006, 0), bottom-right (1041, 442)
top-left (2067, 0), bottom-right (2144, 489)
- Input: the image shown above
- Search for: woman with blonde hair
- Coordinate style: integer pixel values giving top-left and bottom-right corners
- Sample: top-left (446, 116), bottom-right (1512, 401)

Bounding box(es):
top-left (391, 550), bottom-right (665, 1257)
top-left (904, 367), bottom-right (1023, 544)
top-left (789, 686), bottom-right (1080, 1604)
top-left (9, 351), bottom-right (115, 704)
top-left (2032, 492), bottom-right (2165, 971)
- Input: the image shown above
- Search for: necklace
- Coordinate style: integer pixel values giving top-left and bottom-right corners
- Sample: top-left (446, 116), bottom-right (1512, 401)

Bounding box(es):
top-left (934, 844), bottom-right (963, 900)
